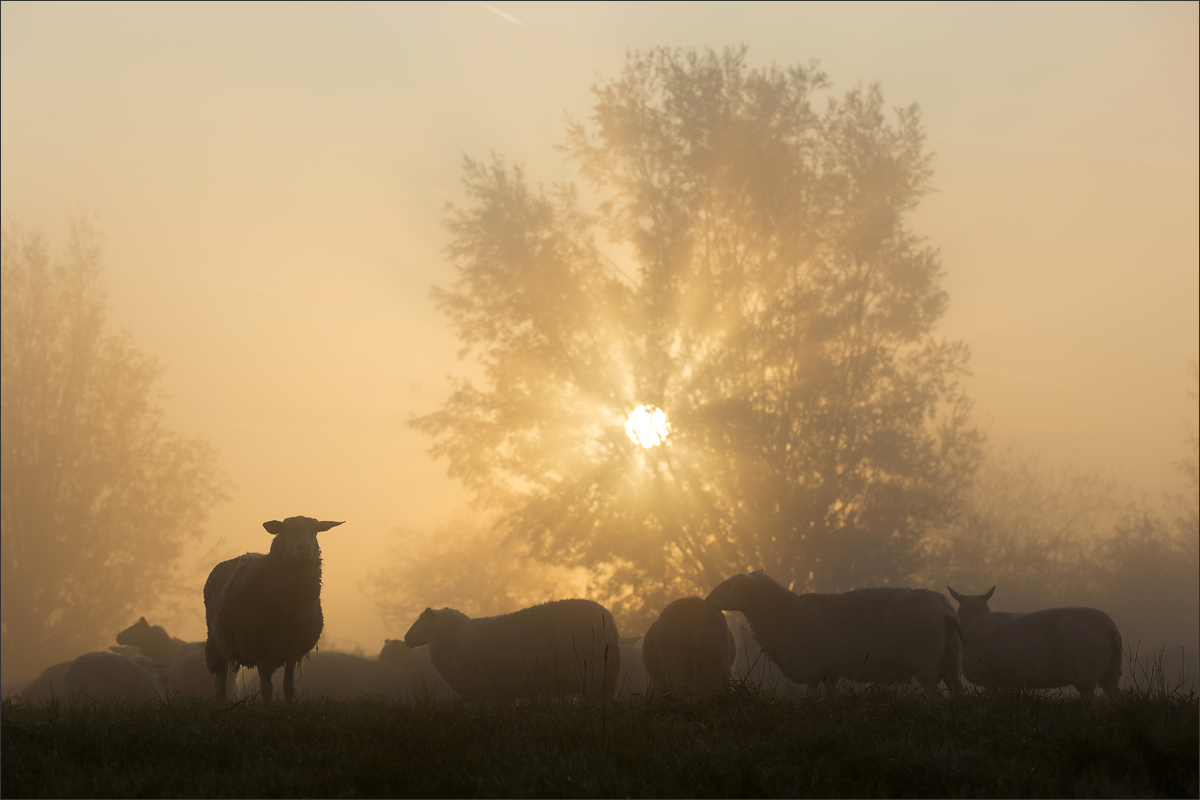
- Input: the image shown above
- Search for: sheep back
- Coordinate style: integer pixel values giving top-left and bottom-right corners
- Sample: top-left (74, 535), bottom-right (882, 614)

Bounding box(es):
top-left (20, 661), bottom-right (73, 703)
top-left (642, 597), bottom-right (734, 691)
top-left (63, 652), bottom-right (163, 704)
top-left (409, 599), bottom-right (620, 701)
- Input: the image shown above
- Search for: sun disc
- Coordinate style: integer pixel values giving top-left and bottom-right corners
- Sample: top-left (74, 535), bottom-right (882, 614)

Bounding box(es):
top-left (625, 404), bottom-right (671, 448)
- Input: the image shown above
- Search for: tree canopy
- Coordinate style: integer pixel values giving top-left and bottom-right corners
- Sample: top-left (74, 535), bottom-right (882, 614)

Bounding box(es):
top-left (0, 218), bottom-right (228, 679)
top-left (413, 47), bottom-right (981, 630)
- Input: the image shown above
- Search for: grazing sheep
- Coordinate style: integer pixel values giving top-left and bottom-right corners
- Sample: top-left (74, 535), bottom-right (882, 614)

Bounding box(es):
top-left (948, 586), bottom-right (1122, 697)
top-left (404, 599), bottom-right (621, 701)
top-left (63, 651), bottom-right (163, 704)
top-left (706, 571), bottom-right (963, 695)
top-left (203, 516), bottom-right (344, 703)
top-left (378, 639), bottom-right (457, 701)
top-left (727, 612), bottom-right (805, 695)
top-left (616, 638), bottom-right (652, 696)
top-left (116, 617), bottom-right (188, 662)
top-left (20, 661), bottom-right (73, 703)
top-left (642, 597), bottom-right (735, 692)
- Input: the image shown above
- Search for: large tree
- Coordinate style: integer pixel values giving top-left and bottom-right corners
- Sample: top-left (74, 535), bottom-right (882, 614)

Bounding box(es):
top-left (414, 48), bottom-right (981, 631)
top-left (1, 218), bottom-right (228, 679)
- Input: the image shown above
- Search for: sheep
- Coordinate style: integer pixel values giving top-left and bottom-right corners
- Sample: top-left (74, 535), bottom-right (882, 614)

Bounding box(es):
top-left (165, 650), bottom-right (217, 697)
top-left (616, 637), bottom-right (651, 696)
top-left (20, 661), bottom-right (73, 703)
top-left (116, 617), bottom-right (188, 662)
top-left (727, 612), bottom-right (805, 695)
top-left (948, 586), bottom-right (1122, 697)
top-left (706, 571), bottom-right (964, 695)
top-left (63, 651), bottom-right (164, 704)
top-left (378, 639), bottom-right (457, 701)
top-left (642, 597), bottom-right (735, 692)
top-left (203, 516), bottom-right (344, 703)
top-left (403, 599), bottom-right (621, 701)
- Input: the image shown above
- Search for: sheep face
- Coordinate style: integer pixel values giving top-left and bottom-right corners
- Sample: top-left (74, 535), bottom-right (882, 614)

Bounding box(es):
top-left (263, 516), bottom-right (344, 568)
top-left (705, 572), bottom-right (762, 612)
top-left (947, 585), bottom-right (995, 628)
top-left (404, 607), bottom-right (469, 648)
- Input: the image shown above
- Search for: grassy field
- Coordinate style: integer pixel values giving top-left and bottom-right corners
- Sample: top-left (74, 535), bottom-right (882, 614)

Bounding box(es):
top-left (2, 685), bottom-right (1196, 799)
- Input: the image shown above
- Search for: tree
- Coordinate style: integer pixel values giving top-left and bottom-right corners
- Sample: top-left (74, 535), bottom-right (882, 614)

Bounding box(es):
top-left (1, 218), bottom-right (228, 680)
top-left (413, 47), bottom-right (981, 631)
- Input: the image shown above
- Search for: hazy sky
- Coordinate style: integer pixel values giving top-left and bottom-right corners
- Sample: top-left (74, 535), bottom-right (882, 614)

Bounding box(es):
top-left (2, 1), bottom-right (1197, 650)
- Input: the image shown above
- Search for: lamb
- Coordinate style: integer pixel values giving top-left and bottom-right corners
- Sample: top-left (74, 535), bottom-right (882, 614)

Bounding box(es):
top-left (642, 597), bottom-right (735, 691)
top-left (403, 599), bottom-right (621, 701)
top-left (947, 586), bottom-right (1122, 697)
top-left (63, 651), bottom-right (164, 704)
top-left (706, 571), bottom-right (964, 695)
top-left (203, 516), bottom-right (344, 703)
top-left (20, 660), bottom-right (73, 703)
top-left (116, 617), bottom-right (188, 662)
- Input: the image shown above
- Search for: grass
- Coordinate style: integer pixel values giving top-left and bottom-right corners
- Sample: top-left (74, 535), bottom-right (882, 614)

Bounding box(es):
top-left (2, 684), bottom-right (1196, 798)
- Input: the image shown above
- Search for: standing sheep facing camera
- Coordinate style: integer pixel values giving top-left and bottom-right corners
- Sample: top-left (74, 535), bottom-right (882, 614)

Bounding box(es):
top-left (642, 597), bottom-right (735, 691)
top-left (948, 586), bottom-right (1122, 697)
top-left (706, 571), bottom-right (963, 695)
top-left (404, 599), bottom-right (620, 701)
top-left (203, 516), bottom-right (344, 703)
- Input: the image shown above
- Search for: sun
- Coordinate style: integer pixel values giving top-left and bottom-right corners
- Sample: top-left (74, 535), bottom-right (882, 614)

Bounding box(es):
top-left (625, 405), bottom-right (671, 448)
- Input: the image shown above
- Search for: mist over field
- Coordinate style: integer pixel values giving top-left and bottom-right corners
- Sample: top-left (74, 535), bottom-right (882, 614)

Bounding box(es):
top-left (1, 1), bottom-right (1197, 687)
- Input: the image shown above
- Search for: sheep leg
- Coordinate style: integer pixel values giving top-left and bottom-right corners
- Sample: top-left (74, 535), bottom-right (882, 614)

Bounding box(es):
top-left (823, 676), bottom-right (838, 692)
top-left (257, 666), bottom-right (275, 704)
top-left (806, 681), bottom-right (821, 696)
top-left (283, 660), bottom-right (296, 702)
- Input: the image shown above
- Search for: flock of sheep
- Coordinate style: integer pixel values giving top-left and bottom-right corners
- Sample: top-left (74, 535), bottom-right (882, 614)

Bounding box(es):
top-left (10, 514), bottom-right (1174, 706)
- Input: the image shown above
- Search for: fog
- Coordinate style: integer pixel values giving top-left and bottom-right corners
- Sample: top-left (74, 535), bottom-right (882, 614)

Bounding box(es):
top-left (2, 2), bottom-right (1197, 682)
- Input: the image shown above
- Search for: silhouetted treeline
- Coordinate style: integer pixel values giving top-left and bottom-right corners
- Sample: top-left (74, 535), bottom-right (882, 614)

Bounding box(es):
top-left (0, 219), bottom-right (228, 681)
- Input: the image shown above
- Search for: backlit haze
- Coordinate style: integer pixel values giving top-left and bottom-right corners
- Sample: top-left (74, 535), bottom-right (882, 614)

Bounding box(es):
top-left (2, 1), bottom-right (1197, 655)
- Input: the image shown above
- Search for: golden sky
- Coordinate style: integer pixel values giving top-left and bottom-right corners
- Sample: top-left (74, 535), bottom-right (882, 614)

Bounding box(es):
top-left (2, 1), bottom-right (1197, 650)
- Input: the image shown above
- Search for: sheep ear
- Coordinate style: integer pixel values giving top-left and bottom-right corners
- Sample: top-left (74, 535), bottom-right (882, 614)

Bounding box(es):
top-left (984, 586), bottom-right (995, 601)
top-left (263, 520), bottom-right (287, 535)
top-left (948, 586), bottom-right (961, 603)
top-left (139, 616), bottom-right (148, 624)
top-left (316, 520), bottom-right (344, 532)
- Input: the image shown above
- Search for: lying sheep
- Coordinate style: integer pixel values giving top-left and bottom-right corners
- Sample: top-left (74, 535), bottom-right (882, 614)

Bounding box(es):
top-left (706, 571), bottom-right (963, 695)
top-left (116, 617), bottom-right (188, 662)
top-left (203, 516), bottom-right (344, 703)
top-left (63, 651), bottom-right (163, 704)
top-left (378, 639), bottom-right (457, 701)
top-left (20, 661), bottom-right (73, 703)
top-left (948, 586), bottom-right (1122, 697)
top-left (404, 599), bottom-right (621, 701)
top-left (642, 597), bottom-right (735, 692)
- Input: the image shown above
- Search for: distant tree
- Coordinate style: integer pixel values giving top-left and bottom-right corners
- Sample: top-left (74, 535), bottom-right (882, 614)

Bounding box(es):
top-left (412, 47), bottom-right (981, 631)
top-left (0, 218), bottom-right (228, 679)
